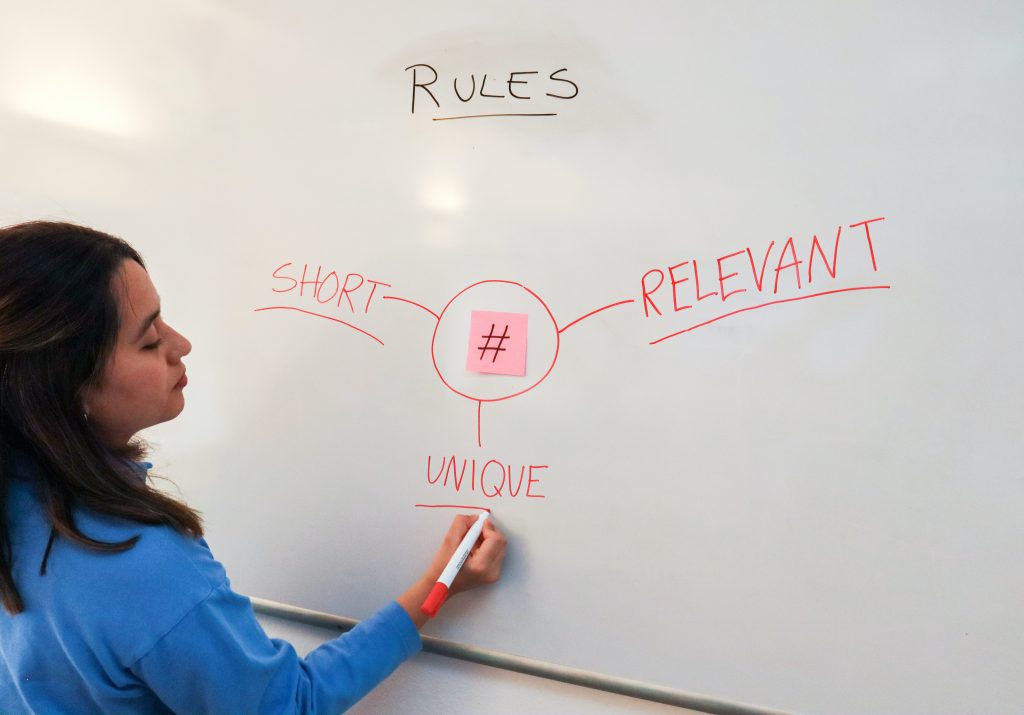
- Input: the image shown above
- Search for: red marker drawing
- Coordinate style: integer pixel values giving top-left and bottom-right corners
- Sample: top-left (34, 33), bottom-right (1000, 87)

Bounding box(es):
top-left (421, 511), bottom-right (490, 617)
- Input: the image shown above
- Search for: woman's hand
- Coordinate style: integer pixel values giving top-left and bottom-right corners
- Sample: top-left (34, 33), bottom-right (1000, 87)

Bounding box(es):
top-left (397, 514), bottom-right (507, 629)
top-left (427, 514), bottom-right (506, 596)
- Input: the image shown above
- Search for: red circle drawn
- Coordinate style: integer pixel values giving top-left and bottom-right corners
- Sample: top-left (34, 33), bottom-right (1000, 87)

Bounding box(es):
top-left (431, 280), bottom-right (561, 403)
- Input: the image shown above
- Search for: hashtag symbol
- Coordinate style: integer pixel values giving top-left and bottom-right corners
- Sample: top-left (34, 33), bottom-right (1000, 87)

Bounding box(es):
top-left (478, 323), bottom-right (510, 363)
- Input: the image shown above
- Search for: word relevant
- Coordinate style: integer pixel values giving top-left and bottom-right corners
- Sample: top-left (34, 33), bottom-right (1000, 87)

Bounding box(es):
top-left (405, 64), bottom-right (579, 116)
top-left (639, 217), bottom-right (886, 330)
top-left (427, 455), bottom-right (547, 499)
top-left (271, 262), bottom-right (391, 314)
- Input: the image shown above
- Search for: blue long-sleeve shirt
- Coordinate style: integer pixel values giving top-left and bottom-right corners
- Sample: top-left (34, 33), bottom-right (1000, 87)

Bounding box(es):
top-left (1, 456), bottom-right (421, 714)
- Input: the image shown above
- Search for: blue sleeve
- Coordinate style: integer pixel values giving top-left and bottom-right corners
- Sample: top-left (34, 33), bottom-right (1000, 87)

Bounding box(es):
top-left (129, 581), bottom-right (422, 714)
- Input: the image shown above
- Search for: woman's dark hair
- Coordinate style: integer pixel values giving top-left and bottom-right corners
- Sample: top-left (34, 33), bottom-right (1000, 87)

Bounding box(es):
top-left (0, 220), bottom-right (203, 615)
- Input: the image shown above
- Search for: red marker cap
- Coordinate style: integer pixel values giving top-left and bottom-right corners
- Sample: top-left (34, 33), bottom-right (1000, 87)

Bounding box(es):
top-left (420, 582), bottom-right (449, 618)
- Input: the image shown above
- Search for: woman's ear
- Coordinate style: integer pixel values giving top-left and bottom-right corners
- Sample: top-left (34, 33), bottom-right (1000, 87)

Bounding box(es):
top-left (79, 385), bottom-right (94, 419)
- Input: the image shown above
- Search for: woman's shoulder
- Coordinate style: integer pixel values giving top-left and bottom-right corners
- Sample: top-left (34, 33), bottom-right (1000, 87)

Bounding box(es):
top-left (74, 505), bottom-right (226, 593)
top-left (8, 452), bottom-right (223, 594)
top-left (7, 485), bottom-right (231, 668)
top-left (92, 461), bottom-right (226, 593)
top-left (53, 509), bottom-right (228, 664)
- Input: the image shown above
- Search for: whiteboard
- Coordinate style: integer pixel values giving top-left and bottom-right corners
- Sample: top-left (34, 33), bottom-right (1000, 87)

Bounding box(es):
top-left (1, 2), bottom-right (1022, 713)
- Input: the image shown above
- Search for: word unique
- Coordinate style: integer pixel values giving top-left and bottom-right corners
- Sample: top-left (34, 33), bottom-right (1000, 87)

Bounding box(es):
top-left (405, 64), bottom-right (579, 115)
top-left (639, 218), bottom-right (885, 317)
top-left (271, 262), bottom-right (390, 314)
top-left (426, 455), bottom-right (547, 499)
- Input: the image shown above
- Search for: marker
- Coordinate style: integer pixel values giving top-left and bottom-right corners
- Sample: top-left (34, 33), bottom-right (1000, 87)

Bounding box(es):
top-left (421, 511), bottom-right (490, 617)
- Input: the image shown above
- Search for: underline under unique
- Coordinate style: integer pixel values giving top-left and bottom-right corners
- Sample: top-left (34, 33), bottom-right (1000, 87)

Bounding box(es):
top-left (432, 113), bottom-right (558, 121)
top-left (414, 504), bottom-right (491, 512)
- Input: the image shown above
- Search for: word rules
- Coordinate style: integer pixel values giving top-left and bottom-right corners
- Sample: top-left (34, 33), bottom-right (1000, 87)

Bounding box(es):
top-left (405, 64), bottom-right (579, 117)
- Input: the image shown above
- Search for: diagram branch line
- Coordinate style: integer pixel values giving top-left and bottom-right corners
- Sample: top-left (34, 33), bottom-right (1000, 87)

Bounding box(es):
top-left (382, 295), bottom-right (441, 321)
top-left (477, 401), bottom-right (483, 448)
top-left (559, 299), bottom-right (635, 334)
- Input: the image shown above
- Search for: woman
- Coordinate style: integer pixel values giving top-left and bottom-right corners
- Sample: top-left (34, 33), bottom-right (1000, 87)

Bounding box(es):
top-left (0, 221), bottom-right (506, 713)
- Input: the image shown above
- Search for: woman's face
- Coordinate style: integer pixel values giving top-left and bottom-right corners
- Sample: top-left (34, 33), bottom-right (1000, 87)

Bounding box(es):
top-left (82, 260), bottom-right (192, 447)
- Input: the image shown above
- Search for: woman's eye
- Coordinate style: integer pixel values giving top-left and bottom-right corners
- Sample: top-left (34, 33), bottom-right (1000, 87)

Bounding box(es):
top-left (143, 340), bottom-right (162, 351)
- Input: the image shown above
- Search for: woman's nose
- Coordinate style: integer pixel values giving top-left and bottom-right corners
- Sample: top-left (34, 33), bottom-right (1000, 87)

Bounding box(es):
top-left (168, 325), bottom-right (192, 360)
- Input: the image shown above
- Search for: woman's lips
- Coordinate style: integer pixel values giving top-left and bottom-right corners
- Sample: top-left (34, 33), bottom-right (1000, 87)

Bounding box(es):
top-left (174, 372), bottom-right (187, 389)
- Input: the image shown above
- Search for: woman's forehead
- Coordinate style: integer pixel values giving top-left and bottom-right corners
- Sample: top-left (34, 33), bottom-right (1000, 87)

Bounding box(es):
top-left (115, 260), bottom-right (159, 325)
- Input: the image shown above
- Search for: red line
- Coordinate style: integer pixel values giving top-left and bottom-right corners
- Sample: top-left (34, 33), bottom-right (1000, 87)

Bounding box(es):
top-left (383, 295), bottom-right (440, 321)
top-left (559, 299), bottom-right (635, 334)
top-left (254, 306), bottom-right (384, 346)
top-left (477, 401), bottom-right (483, 448)
top-left (415, 504), bottom-right (491, 512)
top-left (650, 285), bottom-right (891, 345)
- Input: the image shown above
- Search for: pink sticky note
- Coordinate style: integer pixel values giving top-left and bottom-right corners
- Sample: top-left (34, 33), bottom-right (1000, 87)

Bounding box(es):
top-left (466, 311), bottom-right (528, 376)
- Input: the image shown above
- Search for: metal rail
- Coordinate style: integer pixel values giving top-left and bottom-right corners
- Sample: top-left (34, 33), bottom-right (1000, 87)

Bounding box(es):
top-left (250, 597), bottom-right (802, 715)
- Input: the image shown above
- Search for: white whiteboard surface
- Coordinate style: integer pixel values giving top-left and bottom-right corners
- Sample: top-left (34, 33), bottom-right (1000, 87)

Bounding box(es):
top-left (2, 2), bottom-right (1022, 713)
